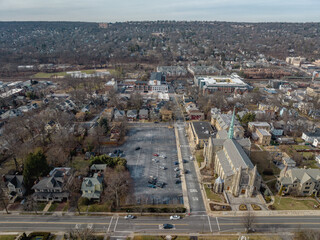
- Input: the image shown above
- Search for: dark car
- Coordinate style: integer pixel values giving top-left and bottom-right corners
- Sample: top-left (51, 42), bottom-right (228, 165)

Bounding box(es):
top-left (174, 161), bottom-right (179, 165)
top-left (175, 179), bottom-right (181, 184)
top-left (156, 181), bottom-right (165, 188)
top-left (175, 173), bottom-right (181, 178)
top-left (147, 184), bottom-right (156, 188)
top-left (183, 159), bottom-right (188, 163)
top-left (184, 170), bottom-right (189, 174)
top-left (135, 147), bottom-right (141, 151)
top-left (163, 223), bottom-right (174, 229)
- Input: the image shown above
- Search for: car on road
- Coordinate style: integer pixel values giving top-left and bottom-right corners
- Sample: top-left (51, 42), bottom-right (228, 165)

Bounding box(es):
top-left (154, 121), bottom-right (159, 124)
top-left (163, 223), bottom-right (174, 229)
top-left (170, 215), bottom-right (181, 220)
top-left (174, 167), bottom-right (180, 172)
top-left (124, 215), bottom-right (136, 219)
top-left (135, 147), bottom-right (141, 151)
top-left (153, 153), bottom-right (159, 157)
top-left (147, 184), bottom-right (156, 188)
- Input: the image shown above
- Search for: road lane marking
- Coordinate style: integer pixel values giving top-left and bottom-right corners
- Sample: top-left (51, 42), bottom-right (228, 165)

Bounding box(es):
top-left (190, 189), bottom-right (198, 193)
top-left (107, 216), bottom-right (114, 232)
top-left (134, 223), bottom-right (188, 226)
top-left (216, 217), bottom-right (221, 231)
top-left (113, 216), bottom-right (119, 232)
top-left (207, 215), bottom-right (212, 232)
top-left (0, 221), bottom-right (109, 226)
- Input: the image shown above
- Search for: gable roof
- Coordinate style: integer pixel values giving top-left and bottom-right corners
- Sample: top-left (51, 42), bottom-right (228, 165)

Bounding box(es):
top-left (5, 175), bottom-right (24, 188)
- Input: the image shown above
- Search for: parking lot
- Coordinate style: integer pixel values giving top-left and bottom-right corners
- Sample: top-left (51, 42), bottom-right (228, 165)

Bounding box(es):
top-left (103, 123), bottom-right (183, 205)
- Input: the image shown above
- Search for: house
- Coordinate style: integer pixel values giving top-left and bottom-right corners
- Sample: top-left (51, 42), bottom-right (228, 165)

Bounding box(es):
top-left (302, 129), bottom-right (320, 143)
top-left (32, 168), bottom-right (72, 202)
top-left (160, 109), bottom-right (173, 121)
top-left (114, 109), bottom-right (125, 121)
top-left (276, 168), bottom-right (320, 196)
top-left (212, 113), bottom-right (244, 139)
top-left (248, 122), bottom-right (271, 133)
top-left (81, 173), bottom-right (103, 202)
top-left (127, 110), bottom-right (138, 121)
top-left (187, 121), bottom-right (214, 148)
top-left (90, 164), bottom-right (107, 173)
top-left (316, 155), bottom-right (320, 164)
top-left (283, 157), bottom-right (296, 168)
top-left (3, 175), bottom-right (26, 197)
top-left (139, 109), bottom-right (148, 120)
top-left (101, 108), bottom-right (114, 121)
top-left (253, 128), bottom-right (271, 145)
top-left (188, 110), bottom-right (205, 121)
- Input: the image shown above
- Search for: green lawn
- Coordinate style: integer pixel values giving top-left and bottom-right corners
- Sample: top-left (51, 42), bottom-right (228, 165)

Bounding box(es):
top-left (48, 203), bottom-right (59, 212)
top-left (32, 72), bottom-right (67, 78)
top-left (71, 156), bottom-right (89, 172)
top-left (204, 185), bottom-right (224, 203)
top-left (196, 150), bottom-right (204, 167)
top-left (292, 145), bottom-right (310, 150)
top-left (272, 196), bottom-right (319, 210)
top-left (0, 235), bottom-right (18, 240)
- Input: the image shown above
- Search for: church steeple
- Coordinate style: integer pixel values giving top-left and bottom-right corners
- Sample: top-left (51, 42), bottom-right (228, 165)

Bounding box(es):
top-left (228, 107), bottom-right (236, 139)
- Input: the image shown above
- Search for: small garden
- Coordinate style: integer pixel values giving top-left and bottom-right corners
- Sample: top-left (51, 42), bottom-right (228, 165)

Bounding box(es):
top-left (251, 204), bottom-right (261, 210)
top-left (209, 203), bottom-right (231, 211)
top-left (239, 204), bottom-right (247, 211)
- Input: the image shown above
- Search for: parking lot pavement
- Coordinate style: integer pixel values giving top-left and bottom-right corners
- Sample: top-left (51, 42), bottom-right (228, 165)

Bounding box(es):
top-left (103, 124), bottom-right (183, 205)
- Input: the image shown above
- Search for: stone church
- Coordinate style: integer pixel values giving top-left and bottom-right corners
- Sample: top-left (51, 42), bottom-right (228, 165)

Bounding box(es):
top-left (204, 109), bottom-right (261, 197)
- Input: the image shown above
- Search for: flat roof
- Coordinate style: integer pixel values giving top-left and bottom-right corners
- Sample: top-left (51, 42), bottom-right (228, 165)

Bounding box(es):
top-left (191, 121), bottom-right (214, 139)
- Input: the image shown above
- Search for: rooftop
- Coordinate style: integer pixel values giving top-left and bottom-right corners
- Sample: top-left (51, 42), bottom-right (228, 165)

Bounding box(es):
top-left (191, 121), bottom-right (214, 140)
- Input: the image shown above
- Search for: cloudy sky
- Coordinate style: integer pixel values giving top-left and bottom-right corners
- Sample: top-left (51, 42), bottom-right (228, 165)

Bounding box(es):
top-left (0, 0), bottom-right (319, 22)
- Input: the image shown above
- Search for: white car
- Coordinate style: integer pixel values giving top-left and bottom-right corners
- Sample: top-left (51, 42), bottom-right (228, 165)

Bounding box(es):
top-left (170, 215), bottom-right (181, 220)
top-left (124, 215), bottom-right (136, 219)
top-left (174, 167), bottom-right (180, 172)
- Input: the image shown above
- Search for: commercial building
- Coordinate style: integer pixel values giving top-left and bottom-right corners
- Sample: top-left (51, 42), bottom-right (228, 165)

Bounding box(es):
top-left (194, 73), bottom-right (250, 94)
top-left (187, 121), bottom-right (214, 148)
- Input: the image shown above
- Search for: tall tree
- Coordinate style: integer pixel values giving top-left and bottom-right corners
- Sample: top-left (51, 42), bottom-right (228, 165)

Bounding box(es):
top-left (0, 186), bottom-right (9, 214)
top-left (23, 151), bottom-right (50, 191)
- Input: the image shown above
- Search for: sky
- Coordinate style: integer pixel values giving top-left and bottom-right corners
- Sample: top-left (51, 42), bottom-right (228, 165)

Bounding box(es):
top-left (0, 0), bottom-right (319, 22)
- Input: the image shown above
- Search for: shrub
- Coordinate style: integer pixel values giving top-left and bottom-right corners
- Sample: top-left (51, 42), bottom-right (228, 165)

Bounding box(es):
top-left (251, 204), bottom-right (261, 210)
top-left (239, 204), bottom-right (247, 211)
top-left (79, 197), bottom-right (90, 206)
top-left (268, 205), bottom-right (276, 210)
top-left (263, 168), bottom-right (274, 175)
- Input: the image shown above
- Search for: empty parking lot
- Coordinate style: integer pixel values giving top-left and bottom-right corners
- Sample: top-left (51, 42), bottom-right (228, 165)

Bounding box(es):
top-left (103, 123), bottom-right (183, 205)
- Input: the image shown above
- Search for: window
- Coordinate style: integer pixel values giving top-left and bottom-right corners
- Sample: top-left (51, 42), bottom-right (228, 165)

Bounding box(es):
top-left (305, 187), bottom-right (310, 189)
top-left (303, 191), bottom-right (309, 194)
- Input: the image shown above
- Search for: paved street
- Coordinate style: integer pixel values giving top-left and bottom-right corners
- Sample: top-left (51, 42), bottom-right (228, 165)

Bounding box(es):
top-left (1, 214), bottom-right (320, 238)
top-left (172, 93), bottom-right (206, 214)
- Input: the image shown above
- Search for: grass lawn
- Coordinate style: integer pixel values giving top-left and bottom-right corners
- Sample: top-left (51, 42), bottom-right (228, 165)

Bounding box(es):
top-left (292, 145), bottom-right (310, 150)
top-left (0, 236), bottom-right (17, 240)
top-left (71, 156), bottom-right (89, 172)
top-left (250, 151), bottom-right (280, 181)
top-left (88, 203), bottom-right (110, 212)
top-left (204, 185), bottom-right (224, 203)
top-left (272, 195), bottom-right (319, 210)
top-left (32, 72), bottom-right (67, 78)
top-left (48, 203), bottom-right (59, 212)
top-left (196, 150), bottom-right (204, 167)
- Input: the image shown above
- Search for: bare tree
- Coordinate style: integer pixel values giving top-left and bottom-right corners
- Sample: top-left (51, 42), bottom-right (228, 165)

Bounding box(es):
top-left (67, 177), bottom-right (82, 214)
top-left (0, 185), bottom-right (9, 214)
top-left (242, 210), bottom-right (255, 233)
top-left (103, 167), bottom-right (132, 208)
top-left (68, 227), bottom-right (95, 240)
top-left (24, 195), bottom-right (39, 215)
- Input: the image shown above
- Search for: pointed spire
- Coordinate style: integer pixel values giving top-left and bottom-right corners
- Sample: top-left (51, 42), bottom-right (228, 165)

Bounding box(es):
top-left (228, 106), bottom-right (236, 139)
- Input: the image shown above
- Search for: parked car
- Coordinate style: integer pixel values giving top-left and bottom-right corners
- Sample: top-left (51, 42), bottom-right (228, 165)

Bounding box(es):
top-left (159, 166), bottom-right (166, 170)
top-left (152, 158), bottom-right (159, 163)
top-left (163, 223), bottom-right (174, 229)
top-left (153, 153), bottom-right (159, 157)
top-left (160, 154), bottom-right (167, 158)
top-left (124, 215), bottom-right (136, 219)
top-left (156, 182), bottom-right (165, 188)
top-left (148, 176), bottom-right (157, 185)
top-left (135, 147), bottom-right (141, 150)
top-left (175, 173), bottom-right (181, 178)
top-left (183, 159), bottom-right (188, 163)
top-left (174, 161), bottom-right (179, 165)
top-left (174, 167), bottom-right (180, 172)
top-left (184, 170), bottom-right (189, 174)
top-left (170, 215), bottom-right (181, 220)
top-left (175, 179), bottom-right (181, 184)
top-left (147, 184), bottom-right (156, 188)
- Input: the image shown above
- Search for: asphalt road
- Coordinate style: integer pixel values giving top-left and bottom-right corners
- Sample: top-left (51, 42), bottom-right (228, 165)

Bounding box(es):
top-left (172, 93), bottom-right (206, 214)
top-left (1, 214), bottom-right (320, 237)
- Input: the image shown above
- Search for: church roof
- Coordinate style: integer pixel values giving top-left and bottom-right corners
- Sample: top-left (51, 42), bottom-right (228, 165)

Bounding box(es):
top-left (223, 139), bottom-right (254, 170)
top-left (216, 150), bottom-right (234, 177)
